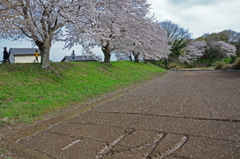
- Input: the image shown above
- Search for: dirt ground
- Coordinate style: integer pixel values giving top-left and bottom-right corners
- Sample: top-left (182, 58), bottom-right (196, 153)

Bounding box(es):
top-left (1, 71), bottom-right (240, 159)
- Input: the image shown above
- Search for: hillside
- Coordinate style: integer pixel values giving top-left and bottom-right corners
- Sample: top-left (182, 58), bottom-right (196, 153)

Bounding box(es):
top-left (0, 61), bottom-right (166, 123)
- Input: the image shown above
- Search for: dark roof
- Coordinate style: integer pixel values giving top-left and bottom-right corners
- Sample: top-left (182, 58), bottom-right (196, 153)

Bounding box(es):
top-left (9, 48), bottom-right (40, 56)
top-left (61, 56), bottom-right (102, 62)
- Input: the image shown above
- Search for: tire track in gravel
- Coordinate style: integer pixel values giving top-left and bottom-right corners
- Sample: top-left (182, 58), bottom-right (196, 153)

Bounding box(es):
top-left (178, 73), bottom-right (196, 116)
top-left (98, 112), bottom-right (240, 123)
top-left (192, 88), bottom-right (214, 119)
top-left (67, 122), bottom-right (240, 143)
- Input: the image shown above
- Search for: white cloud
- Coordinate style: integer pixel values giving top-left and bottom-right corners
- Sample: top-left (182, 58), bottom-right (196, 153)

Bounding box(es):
top-left (148, 0), bottom-right (240, 38)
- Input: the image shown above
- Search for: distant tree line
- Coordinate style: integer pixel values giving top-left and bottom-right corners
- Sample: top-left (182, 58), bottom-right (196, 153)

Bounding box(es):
top-left (155, 21), bottom-right (238, 67)
top-left (196, 30), bottom-right (240, 62)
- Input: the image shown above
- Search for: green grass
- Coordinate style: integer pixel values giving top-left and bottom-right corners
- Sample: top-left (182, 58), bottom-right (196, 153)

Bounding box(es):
top-left (0, 146), bottom-right (7, 154)
top-left (149, 61), bottom-right (166, 68)
top-left (223, 58), bottom-right (231, 64)
top-left (0, 61), bottom-right (166, 123)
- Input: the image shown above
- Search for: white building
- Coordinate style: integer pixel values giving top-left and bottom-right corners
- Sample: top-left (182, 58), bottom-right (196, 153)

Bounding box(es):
top-left (9, 48), bottom-right (41, 63)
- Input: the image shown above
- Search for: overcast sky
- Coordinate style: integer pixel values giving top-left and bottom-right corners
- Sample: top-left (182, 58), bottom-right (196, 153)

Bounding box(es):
top-left (148, 0), bottom-right (240, 38)
top-left (1, 0), bottom-right (240, 62)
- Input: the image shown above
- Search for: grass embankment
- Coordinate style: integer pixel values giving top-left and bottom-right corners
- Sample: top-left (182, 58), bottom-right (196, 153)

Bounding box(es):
top-left (0, 61), bottom-right (166, 124)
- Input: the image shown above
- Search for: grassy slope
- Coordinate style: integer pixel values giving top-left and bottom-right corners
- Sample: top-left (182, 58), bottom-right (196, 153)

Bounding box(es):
top-left (0, 61), bottom-right (166, 123)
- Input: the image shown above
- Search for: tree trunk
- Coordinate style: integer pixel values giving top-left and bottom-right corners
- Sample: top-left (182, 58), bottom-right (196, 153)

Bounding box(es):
top-left (40, 47), bottom-right (51, 69)
top-left (35, 39), bottom-right (51, 69)
top-left (129, 55), bottom-right (132, 61)
top-left (102, 42), bottom-right (111, 65)
top-left (210, 58), bottom-right (212, 63)
top-left (165, 61), bottom-right (168, 68)
top-left (104, 53), bottom-right (111, 65)
top-left (133, 53), bottom-right (139, 63)
top-left (144, 59), bottom-right (148, 64)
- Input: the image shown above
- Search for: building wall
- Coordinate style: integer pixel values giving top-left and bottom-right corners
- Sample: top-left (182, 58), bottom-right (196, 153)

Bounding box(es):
top-left (64, 59), bottom-right (70, 62)
top-left (14, 55), bottom-right (41, 63)
top-left (10, 54), bottom-right (15, 63)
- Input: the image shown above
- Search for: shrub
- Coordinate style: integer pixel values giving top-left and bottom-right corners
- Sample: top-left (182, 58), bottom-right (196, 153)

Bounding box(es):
top-left (185, 62), bottom-right (195, 68)
top-left (225, 64), bottom-right (233, 69)
top-left (223, 58), bottom-right (231, 64)
top-left (167, 63), bottom-right (177, 69)
top-left (215, 59), bottom-right (226, 69)
top-left (230, 56), bottom-right (236, 64)
top-left (232, 57), bottom-right (240, 70)
top-left (175, 64), bottom-right (185, 69)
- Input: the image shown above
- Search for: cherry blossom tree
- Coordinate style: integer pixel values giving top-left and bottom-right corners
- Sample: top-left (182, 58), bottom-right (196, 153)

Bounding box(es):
top-left (0, 0), bottom-right (97, 68)
top-left (197, 30), bottom-right (239, 59)
top-left (0, 0), bottom-right (22, 38)
top-left (209, 41), bottom-right (236, 58)
top-left (179, 40), bottom-right (236, 63)
top-left (64, 0), bottom-right (154, 65)
top-left (125, 19), bottom-right (170, 63)
top-left (115, 53), bottom-right (130, 61)
top-left (178, 41), bottom-right (206, 63)
top-left (105, 14), bottom-right (170, 64)
top-left (95, 0), bottom-right (151, 65)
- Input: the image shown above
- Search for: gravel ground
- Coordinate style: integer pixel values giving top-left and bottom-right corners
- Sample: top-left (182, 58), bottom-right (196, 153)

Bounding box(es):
top-left (5, 71), bottom-right (240, 158)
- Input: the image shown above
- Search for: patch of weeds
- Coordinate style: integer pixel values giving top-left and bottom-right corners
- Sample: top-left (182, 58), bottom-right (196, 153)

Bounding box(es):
top-left (0, 146), bottom-right (7, 154)
top-left (223, 58), bottom-right (232, 64)
top-left (167, 62), bottom-right (177, 69)
top-left (0, 120), bottom-right (5, 127)
top-left (0, 117), bottom-right (15, 127)
top-left (215, 59), bottom-right (226, 69)
top-left (232, 57), bottom-right (240, 70)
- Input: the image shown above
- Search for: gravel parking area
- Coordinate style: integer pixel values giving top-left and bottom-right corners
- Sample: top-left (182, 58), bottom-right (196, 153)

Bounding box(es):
top-left (16, 71), bottom-right (240, 158)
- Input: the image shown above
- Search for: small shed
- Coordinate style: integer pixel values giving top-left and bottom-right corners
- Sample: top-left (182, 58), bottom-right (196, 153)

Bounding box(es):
top-left (61, 56), bottom-right (102, 62)
top-left (9, 48), bottom-right (41, 63)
